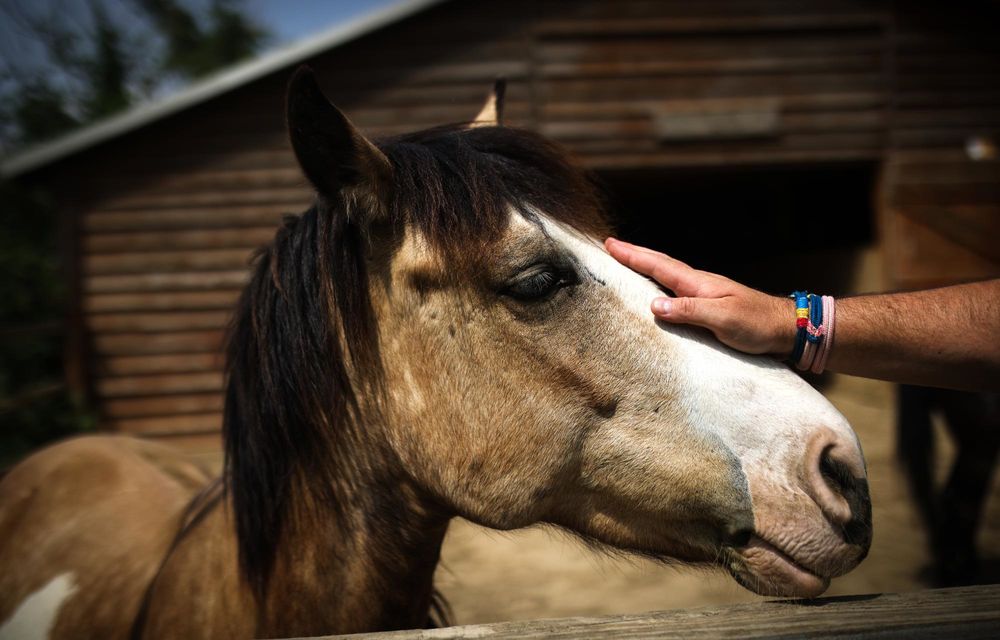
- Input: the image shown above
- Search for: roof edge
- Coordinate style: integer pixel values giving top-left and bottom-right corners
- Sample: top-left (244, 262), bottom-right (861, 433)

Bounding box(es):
top-left (1, 0), bottom-right (447, 179)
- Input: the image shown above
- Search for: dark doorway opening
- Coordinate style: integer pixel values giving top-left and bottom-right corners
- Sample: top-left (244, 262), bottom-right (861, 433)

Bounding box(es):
top-left (599, 162), bottom-right (877, 295)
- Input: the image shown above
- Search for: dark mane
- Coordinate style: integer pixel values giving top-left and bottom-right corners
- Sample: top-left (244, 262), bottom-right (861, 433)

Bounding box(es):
top-left (222, 124), bottom-right (609, 597)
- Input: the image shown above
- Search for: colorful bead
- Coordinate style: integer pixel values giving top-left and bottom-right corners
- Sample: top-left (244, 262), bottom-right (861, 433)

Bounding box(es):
top-left (790, 291), bottom-right (811, 363)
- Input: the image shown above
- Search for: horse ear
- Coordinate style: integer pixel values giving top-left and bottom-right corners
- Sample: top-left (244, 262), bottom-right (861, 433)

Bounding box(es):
top-left (470, 78), bottom-right (506, 127)
top-left (286, 66), bottom-right (392, 204)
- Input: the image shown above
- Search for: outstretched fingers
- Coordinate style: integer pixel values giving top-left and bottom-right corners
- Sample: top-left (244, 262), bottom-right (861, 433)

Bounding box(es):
top-left (606, 237), bottom-right (789, 355)
top-left (651, 296), bottom-right (730, 331)
top-left (605, 237), bottom-right (700, 296)
top-left (604, 238), bottom-right (694, 295)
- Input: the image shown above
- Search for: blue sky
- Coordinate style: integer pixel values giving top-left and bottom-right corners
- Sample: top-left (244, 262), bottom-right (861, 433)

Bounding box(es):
top-left (0, 0), bottom-right (405, 150)
top-left (247, 0), bottom-right (401, 48)
top-left (0, 0), bottom-right (401, 80)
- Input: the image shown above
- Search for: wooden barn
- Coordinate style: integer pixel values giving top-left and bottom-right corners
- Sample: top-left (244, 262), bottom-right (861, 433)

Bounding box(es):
top-left (3, 0), bottom-right (999, 453)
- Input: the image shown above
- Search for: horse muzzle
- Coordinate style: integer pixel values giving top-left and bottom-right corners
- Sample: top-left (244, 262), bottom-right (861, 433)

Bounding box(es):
top-left (725, 426), bottom-right (873, 598)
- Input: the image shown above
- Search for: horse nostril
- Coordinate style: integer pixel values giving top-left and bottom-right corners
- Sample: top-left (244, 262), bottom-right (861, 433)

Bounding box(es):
top-left (812, 451), bottom-right (853, 526)
top-left (820, 448), bottom-right (854, 502)
top-left (803, 429), bottom-right (868, 530)
top-left (819, 449), bottom-right (873, 548)
top-left (723, 524), bottom-right (753, 548)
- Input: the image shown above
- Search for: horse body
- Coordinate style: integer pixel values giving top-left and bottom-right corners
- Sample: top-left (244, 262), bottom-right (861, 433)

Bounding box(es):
top-left (0, 68), bottom-right (872, 639)
top-left (0, 435), bottom-right (445, 638)
top-left (0, 437), bottom-right (215, 638)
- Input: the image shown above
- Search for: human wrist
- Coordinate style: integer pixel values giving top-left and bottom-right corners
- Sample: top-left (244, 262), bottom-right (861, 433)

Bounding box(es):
top-left (769, 296), bottom-right (797, 358)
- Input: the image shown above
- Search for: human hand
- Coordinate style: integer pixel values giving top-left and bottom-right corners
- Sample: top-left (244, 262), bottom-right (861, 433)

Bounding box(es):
top-left (605, 238), bottom-right (795, 357)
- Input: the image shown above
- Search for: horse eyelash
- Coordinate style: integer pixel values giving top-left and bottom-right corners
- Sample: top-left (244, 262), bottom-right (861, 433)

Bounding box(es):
top-left (506, 264), bottom-right (582, 302)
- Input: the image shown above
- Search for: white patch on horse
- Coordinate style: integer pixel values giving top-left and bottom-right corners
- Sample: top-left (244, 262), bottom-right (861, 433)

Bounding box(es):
top-left (0, 573), bottom-right (77, 640)
top-left (533, 213), bottom-right (859, 484)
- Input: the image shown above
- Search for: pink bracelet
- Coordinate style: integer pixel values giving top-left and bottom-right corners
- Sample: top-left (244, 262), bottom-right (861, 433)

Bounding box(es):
top-left (789, 293), bottom-right (835, 373)
top-left (797, 331), bottom-right (817, 371)
top-left (811, 295), bottom-right (835, 374)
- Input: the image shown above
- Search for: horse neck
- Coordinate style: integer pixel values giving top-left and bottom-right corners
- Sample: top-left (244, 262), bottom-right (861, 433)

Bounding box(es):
top-left (254, 448), bottom-right (451, 635)
top-left (147, 442), bottom-right (450, 636)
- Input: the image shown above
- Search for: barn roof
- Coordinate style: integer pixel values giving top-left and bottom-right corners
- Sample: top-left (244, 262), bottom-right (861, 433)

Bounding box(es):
top-left (0, 0), bottom-right (447, 179)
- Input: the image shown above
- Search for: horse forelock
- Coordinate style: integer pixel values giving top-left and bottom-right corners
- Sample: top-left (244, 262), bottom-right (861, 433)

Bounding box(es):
top-left (223, 123), bottom-right (609, 601)
top-left (379, 124), bottom-right (610, 260)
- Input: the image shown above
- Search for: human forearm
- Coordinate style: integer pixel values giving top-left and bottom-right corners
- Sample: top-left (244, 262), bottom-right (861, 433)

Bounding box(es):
top-left (753, 283), bottom-right (1000, 391)
top-left (821, 282), bottom-right (1000, 390)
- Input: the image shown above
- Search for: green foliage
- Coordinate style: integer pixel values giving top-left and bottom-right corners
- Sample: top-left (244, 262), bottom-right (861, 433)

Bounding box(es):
top-left (81, 1), bottom-right (132, 120)
top-left (2, 0), bottom-right (268, 148)
top-left (3, 0), bottom-right (137, 147)
top-left (0, 0), bottom-right (266, 465)
top-left (11, 81), bottom-right (81, 144)
top-left (207, 0), bottom-right (268, 70)
top-left (0, 186), bottom-right (63, 324)
top-left (0, 183), bottom-right (94, 468)
top-left (138, 0), bottom-right (266, 78)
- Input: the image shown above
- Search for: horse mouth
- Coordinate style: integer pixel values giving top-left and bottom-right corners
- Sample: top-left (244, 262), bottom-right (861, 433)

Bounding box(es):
top-left (725, 535), bottom-right (830, 598)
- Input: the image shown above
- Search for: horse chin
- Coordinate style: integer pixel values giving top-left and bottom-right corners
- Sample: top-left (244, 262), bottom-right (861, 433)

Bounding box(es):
top-left (724, 536), bottom-right (831, 598)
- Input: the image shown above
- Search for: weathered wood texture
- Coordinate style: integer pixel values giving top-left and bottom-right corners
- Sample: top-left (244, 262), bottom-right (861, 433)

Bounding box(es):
top-left (880, 5), bottom-right (1000, 290)
top-left (303, 584), bottom-right (1000, 639)
top-left (29, 0), bottom-right (999, 445)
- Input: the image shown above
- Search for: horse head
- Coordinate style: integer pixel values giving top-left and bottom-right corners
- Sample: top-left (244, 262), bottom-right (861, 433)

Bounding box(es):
top-left (225, 67), bottom-right (871, 604)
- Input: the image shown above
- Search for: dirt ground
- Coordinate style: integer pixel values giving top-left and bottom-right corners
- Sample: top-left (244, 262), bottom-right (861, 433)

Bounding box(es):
top-left (432, 248), bottom-right (1000, 624)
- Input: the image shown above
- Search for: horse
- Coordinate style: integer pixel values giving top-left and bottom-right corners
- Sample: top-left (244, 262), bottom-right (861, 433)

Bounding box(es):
top-left (0, 67), bottom-right (872, 639)
top-left (896, 385), bottom-right (1000, 585)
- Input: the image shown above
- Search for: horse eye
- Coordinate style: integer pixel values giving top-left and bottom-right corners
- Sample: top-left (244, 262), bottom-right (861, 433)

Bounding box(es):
top-left (505, 266), bottom-right (568, 301)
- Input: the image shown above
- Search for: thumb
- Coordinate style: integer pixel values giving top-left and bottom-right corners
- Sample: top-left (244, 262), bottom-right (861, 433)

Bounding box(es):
top-left (651, 296), bottom-right (726, 331)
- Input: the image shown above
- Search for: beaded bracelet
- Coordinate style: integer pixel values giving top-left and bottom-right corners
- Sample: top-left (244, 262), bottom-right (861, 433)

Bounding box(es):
top-left (798, 294), bottom-right (827, 370)
top-left (790, 291), bottom-right (833, 372)
top-left (790, 291), bottom-right (810, 364)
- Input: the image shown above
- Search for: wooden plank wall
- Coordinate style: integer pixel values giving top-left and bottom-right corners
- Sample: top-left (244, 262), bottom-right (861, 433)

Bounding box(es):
top-left (51, 0), bottom-right (997, 449)
top-left (880, 2), bottom-right (1000, 290)
top-left (532, 0), bottom-right (891, 168)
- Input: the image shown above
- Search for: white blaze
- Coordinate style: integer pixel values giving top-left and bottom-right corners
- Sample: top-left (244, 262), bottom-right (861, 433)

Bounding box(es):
top-left (534, 214), bottom-right (859, 483)
top-left (0, 573), bottom-right (77, 640)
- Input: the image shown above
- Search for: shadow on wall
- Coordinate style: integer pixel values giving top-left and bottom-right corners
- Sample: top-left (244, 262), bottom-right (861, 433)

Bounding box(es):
top-left (600, 162), bottom-right (877, 297)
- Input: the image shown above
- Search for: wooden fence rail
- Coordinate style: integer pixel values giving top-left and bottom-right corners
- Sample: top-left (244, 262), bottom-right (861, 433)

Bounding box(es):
top-left (301, 584), bottom-right (999, 639)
